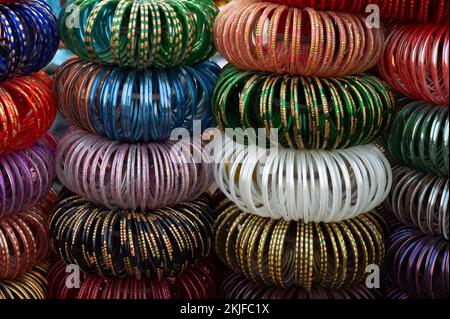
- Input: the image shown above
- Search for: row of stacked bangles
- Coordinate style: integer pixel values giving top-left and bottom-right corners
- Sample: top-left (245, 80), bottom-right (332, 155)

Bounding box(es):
top-left (0, 0), bottom-right (448, 299)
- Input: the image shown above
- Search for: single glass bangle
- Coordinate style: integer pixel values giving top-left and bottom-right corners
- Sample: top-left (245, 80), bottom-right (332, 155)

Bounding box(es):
top-left (54, 57), bottom-right (220, 143)
top-left (0, 262), bottom-right (49, 299)
top-left (57, 127), bottom-right (213, 210)
top-left (58, 0), bottom-right (219, 68)
top-left (49, 191), bottom-right (215, 279)
top-left (213, 65), bottom-right (394, 150)
top-left (213, 133), bottom-right (392, 222)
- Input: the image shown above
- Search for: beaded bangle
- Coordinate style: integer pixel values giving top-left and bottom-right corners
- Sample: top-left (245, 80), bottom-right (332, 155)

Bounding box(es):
top-left (265, 0), bottom-right (449, 23)
top-left (0, 190), bottom-right (56, 279)
top-left (377, 23), bottom-right (449, 106)
top-left (0, 0), bottom-right (59, 81)
top-left (386, 101), bottom-right (448, 177)
top-left (385, 226), bottom-right (449, 299)
top-left (213, 65), bottom-right (394, 149)
top-left (223, 272), bottom-right (383, 299)
top-left (49, 191), bottom-right (215, 279)
top-left (0, 72), bottom-right (57, 155)
top-left (386, 165), bottom-right (449, 240)
top-left (0, 262), bottom-right (49, 299)
top-left (214, 1), bottom-right (385, 77)
top-left (214, 193), bottom-right (387, 289)
top-left (54, 57), bottom-right (220, 143)
top-left (0, 133), bottom-right (56, 217)
top-left (213, 133), bottom-right (392, 222)
top-left (59, 0), bottom-right (218, 68)
top-left (57, 127), bottom-right (213, 210)
top-left (48, 259), bottom-right (220, 299)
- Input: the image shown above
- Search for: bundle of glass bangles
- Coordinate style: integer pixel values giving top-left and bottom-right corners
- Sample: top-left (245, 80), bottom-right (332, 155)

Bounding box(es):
top-left (54, 57), bottom-right (220, 142)
top-left (58, 0), bottom-right (219, 68)
top-left (213, 65), bottom-right (394, 149)
top-left (0, 263), bottom-right (49, 299)
top-left (48, 260), bottom-right (220, 299)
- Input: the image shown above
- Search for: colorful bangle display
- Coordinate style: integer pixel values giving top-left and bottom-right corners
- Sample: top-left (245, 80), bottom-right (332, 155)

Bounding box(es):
top-left (223, 272), bottom-right (383, 299)
top-left (214, 1), bottom-right (384, 77)
top-left (385, 226), bottom-right (449, 299)
top-left (386, 165), bottom-right (449, 240)
top-left (0, 262), bottom-right (49, 299)
top-left (213, 133), bottom-right (392, 222)
top-left (213, 65), bottom-right (394, 149)
top-left (0, 0), bottom-right (59, 81)
top-left (265, 0), bottom-right (449, 23)
top-left (386, 101), bottom-right (449, 177)
top-left (58, 0), bottom-right (219, 68)
top-left (0, 133), bottom-right (56, 217)
top-left (49, 191), bottom-right (215, 280)
top-left (54, 57), bottom-right (220, 143)
top-left (57, 127), bottom-right (213, 210)
top-left (0, 71), bottom-right (57, 155)
top-left (377, 23), bottom-right (449, 105)
top-left (48, 259), bottom-right (219, 299)
top-left (0, 190), bottom-right (56, 279)
top-left (214, 194), bottom-right (387, 289)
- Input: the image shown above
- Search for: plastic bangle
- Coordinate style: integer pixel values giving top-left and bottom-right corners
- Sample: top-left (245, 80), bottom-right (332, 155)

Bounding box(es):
top-left (213, 133), bottom-right (392, 222)
top-left (0, 133), bottom-right (56, 217)
top-left (58, 0), bottom-right (218, 68)
top-left (0, 71), bottom-right (57, 155)
top-left (54, 57), bottom-right (220, 143)
top-left (49, 190), bottom-right (215, 279)
top-left (213, 65), bottom-right (394, 149)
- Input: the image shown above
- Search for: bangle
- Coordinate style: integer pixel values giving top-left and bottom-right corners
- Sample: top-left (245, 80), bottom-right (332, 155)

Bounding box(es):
top-left (384, 276), bottom-right (411, 299)
top-left (0, 262), bottom-right (49, 299)
top-left (48, 259), bottom-right (220, 299)
top-left (385, 225), bottom-right (449, 299)
top-left (0, 71), bottom-right (57, 154)
top-left (213, 65), bottom-right (394, 149)
top-left (223, 272), bottom-right (383, 299)
top-left (386, 101), bottom-right (448, 177)
top-left (54, 57), bottom-right (220, 143)
top-left (0, 133), bottom-right (56, 217)
top-left (214, 192), bottom-right (387, 289)
top-left (56, 127), bottom-right (213, 210)
top-left (377, 23), bottom-right (449, 106)
top-left (59, 0), bottom-right (218, 68)
top-left (0, 0), bottom-right (59, 81)
top-left (0, 190), bottom-right (56, 279)
top-left (386, 165), bottom-right (449, 240)
top-left (214, 1), bottom-right (385, 77)
top-left (49, 191), bottom-right (215, 280)
top-left (213, 133), bottom-right (392, 222)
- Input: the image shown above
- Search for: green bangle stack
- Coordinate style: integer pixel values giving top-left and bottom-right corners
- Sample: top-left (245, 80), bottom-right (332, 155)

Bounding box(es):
top-left (212, 64), bottom-right (394, 149)
top-left (386, 101), bottom-right (449, 177)
top-left (59, 0), bottom-right (218, 68)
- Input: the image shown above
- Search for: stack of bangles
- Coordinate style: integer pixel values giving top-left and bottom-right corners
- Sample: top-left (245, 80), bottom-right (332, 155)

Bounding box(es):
top-left (56, 128), bottom-right (213, 210)
top-left (213, 65), bottom-right (394, 149)
top-left (49, 191), bottom-right (215, 279)
top-left (0, 134), bottom-right (56, 217)
top-left (386, 101), bottom-right (449, 177)
top-left (377, 23), bottom-right (449, 105)
top-left (213, 133), bottom-right (392, 222)
top-left (385, 226), bottom-right (449, 299)
top-left (0, 0), bottom-right (59, 80)
top-left (48, 260), bottom-right (220, 299)
top-left (265, 0), bottom-right (449, 23)
top-left (214, 195), bottom-right (388, 290)
top-left (214, 2), bottom-right (385, 77)
top-left (0, 72), bottom-right (57, 154)
top-left (0, 262), bottom-right (49, 299)
top-left (53, 57), bottom-right (220, 142)
top-left (386, 165), bottom-right (449, 240)
top-left (0, 190), bottom-right (56, 279)
top-left (58, 0), bottom-right (219, 68)
top-left (223, 272), bottom-right (383, 299)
